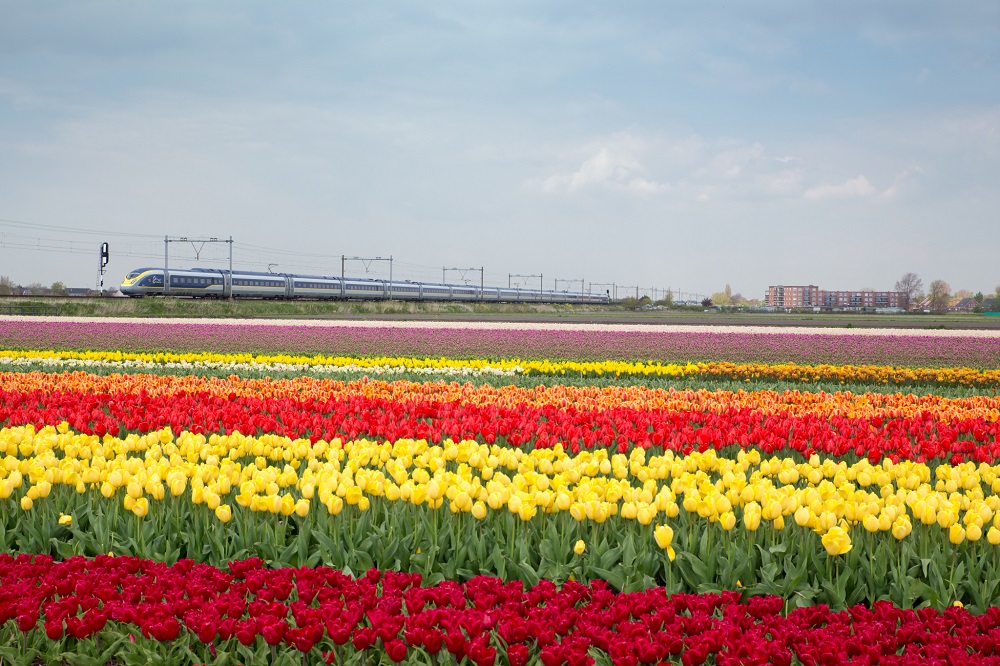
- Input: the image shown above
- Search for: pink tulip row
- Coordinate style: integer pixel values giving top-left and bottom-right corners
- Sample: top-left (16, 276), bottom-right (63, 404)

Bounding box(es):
top-left (1, 320), bottom-right (998, 368)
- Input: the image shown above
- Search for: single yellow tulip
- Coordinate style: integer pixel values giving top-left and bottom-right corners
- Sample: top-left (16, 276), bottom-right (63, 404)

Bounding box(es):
top-left (821, 526), bottom-right (852, 556)
top-left (654, 524), bottom-right (674, 550)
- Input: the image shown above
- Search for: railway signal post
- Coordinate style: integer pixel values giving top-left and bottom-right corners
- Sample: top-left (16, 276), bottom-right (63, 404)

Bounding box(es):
top-left (97, 242), bottom-right (109, 295)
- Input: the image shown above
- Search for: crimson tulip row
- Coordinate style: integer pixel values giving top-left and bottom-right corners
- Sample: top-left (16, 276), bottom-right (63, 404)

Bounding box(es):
top-left (2, 387), bottom-right (999, 463)
top-left (4, 554), bottom-right (1000, 666)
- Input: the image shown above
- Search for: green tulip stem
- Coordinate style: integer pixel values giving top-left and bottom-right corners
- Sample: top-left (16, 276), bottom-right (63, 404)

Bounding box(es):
top-left (949, 544), bottom-right (958, 603)
top-left (432, 503), bottom-right (439, 553)
top-left (867, 531), bottom-right (874, 594)
top-left (135, 511), bottom-right (145, 556)
top-left (896, 539), bottom-right (903, 603)
top-left (171, 495), bottom-right (180, 553)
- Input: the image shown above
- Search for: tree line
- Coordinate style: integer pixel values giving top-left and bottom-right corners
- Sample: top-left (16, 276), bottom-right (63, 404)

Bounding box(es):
top-left (894, 273), bottom-right (1000, 313)
top-left (0, 276), bottom-right (82, 297)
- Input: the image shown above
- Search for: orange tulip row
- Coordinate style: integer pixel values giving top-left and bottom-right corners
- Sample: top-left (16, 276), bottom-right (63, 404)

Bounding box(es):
top-left (1, 371), bottom-right (998, 424)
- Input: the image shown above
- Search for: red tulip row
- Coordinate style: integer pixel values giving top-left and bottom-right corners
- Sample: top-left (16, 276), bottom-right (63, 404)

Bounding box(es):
top-left (3, 554), bottom-right (1000, 666)
top-left (2, 387), bottom-right (999, 463)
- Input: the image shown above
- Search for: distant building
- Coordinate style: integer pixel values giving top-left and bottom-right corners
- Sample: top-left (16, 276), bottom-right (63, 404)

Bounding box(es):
top-left (950, 298), bottom-right (979, 313)
top-left (765, 285), bottom-right (820, 308)
top-left (820, 290), bottom-right (903, 309)
top-left (765, 285), bottom-right (904, 310)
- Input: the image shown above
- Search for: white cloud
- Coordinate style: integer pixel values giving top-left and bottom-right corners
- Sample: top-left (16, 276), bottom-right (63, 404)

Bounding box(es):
top-left (542, 143), bottom-right (666, 194)
top-left (538, 131), bottom-right (806, 201)
top-left (880, 166), bottom-right (924, 200)
top-left (802, 166), bottom-right (926, 201)
top-left (802, 175), bottom-right (877, 200)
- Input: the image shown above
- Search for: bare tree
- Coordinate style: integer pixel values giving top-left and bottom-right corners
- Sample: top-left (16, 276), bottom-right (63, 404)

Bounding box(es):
top-left (656, 288), bottom-right (674, 307)
top-left (894, 272), bottom-right (923, 311)
top-left (0, 276), bottom-right (12, 296)
top-left (928, 279), bottom-right (951, 313)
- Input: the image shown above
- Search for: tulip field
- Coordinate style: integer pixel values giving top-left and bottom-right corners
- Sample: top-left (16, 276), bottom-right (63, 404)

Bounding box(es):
top-left (2, 317), bottom-right (1000, 665)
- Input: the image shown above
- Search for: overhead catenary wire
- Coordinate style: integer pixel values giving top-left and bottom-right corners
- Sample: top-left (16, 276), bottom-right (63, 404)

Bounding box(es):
top-left (0, 216), bottom-right (632, 292)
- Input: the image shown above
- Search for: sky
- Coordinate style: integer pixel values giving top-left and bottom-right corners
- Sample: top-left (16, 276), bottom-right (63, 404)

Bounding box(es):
top-left (1, 1), bottom-right (998, 300)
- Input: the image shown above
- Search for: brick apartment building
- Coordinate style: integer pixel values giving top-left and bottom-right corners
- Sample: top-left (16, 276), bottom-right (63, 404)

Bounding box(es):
top-left (765, 285), bottom-right (904, 309)
top-left (765, 285), bottom-right (821, 308)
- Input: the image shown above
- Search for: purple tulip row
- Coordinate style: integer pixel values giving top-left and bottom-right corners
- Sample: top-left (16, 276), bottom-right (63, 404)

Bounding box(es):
top-left (2, 320), bottom-right (998, 368)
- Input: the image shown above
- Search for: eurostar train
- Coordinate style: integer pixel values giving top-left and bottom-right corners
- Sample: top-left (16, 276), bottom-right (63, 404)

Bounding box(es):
top-left (120, 267), bottom-right (611, 304)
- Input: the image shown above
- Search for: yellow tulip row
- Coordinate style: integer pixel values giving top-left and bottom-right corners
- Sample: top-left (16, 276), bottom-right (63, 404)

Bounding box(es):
top-left (0, 348), bottom-right (694, 378)
top-left (4, 424), bottom-right (1000, 553)
top-left (0, 349), bottom-right (526, 377)
top-left (3, 348), bottom-right (999, 386)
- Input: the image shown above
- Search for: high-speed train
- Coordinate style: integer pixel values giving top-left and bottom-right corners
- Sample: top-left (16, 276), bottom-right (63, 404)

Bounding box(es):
top-left (120, 267), bottom-right (611, 304)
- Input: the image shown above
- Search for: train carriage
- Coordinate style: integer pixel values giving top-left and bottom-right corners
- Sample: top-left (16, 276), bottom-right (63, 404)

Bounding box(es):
top-left (121, 266), bottom-right (611, 305)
